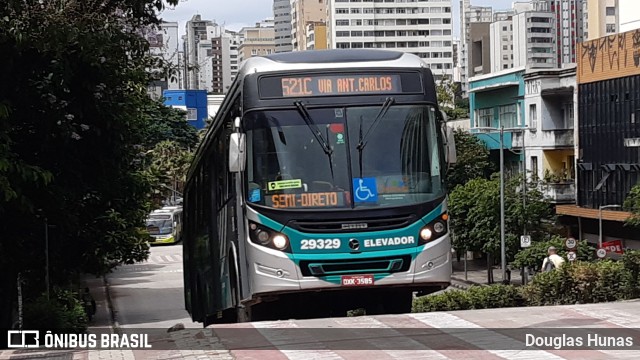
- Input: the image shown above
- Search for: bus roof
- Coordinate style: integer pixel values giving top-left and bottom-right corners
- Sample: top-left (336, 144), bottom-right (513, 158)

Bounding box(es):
top-left (238, 49), bottom-right (427, 78)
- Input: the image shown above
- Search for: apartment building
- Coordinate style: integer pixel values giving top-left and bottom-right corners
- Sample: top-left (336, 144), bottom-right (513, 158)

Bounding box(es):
top-left (460, 0), bottom-right (493, 96)
top-left (490, 19), bottom-right (514, 72)
top-left (306, 22), bottom-right (328, 50)
top-left (183, 15), bottom-right (240, 94)
top-left (512, 4), bottom-right (557, 69)
top-left (619, 0), bottom-right (640, 32)
top-left (273, 0), bottom-right (293, 53)
top-left (291, 0), bottom-right (326, 51)
top-left (327, 0), bottom-right (454, 81)
top-left (147, 22), bottom-right (182, 99)
top-left (546, 0), bottom-right (586, 66)
top-left (238, 19), bottom-right (276, 63)
top-left (586, 0), bottom-right (618, 40)
top-left (469, 22), bottom-right (491, 78)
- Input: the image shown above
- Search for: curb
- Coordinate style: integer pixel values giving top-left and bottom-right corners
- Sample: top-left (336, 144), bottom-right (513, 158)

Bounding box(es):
top-left (102, 276), bottom-right (121, 334)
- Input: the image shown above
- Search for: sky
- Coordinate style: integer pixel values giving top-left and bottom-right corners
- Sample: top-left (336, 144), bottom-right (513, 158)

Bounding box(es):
top-left (159, 0), bottom-right (518, 39)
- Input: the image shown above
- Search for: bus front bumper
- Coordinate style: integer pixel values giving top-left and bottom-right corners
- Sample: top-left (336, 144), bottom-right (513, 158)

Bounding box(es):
top-left (248, 233), bottom-right (451, 296)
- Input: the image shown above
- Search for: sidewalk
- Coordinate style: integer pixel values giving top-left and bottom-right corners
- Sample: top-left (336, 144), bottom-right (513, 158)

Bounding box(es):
top-left (450, 257), bottom-right (530, 290)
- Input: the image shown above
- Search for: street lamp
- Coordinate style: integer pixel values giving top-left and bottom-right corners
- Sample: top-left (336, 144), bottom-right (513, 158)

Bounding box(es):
top-left (599, 204), bottom-right (621, 248)
top-left (474, 126), bottom-right (528, 283)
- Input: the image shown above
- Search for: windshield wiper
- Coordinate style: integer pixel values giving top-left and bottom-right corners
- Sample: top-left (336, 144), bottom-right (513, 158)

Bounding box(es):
top-left (357, 97), bottom-right (395, 177)
top-left (356, 97), bottom-right (395, 151)
top-left (294, 101), bottom-right (335, 181)
top-left (294, 101), bottom-right (332, 156)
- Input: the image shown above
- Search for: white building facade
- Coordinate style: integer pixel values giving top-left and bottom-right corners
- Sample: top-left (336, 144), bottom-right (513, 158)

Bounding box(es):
top-left (489, 20), bottom-right (514, 72)
top-left (147, 22), bottom-right (182, 98)
top-left (273, 0), bottom-right (293, 53)
top-left (512, 8), bottom-right (557, 69)
top-left (327, 0), bottom-right (454, 80)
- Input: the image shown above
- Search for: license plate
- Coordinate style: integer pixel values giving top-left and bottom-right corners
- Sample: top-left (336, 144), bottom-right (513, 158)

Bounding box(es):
top-left (341, 274), bottom-right (374, 287)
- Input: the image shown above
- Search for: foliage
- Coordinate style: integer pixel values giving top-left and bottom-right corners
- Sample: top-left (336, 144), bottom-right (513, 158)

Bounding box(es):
top-left (436, 75), bottom-right (456, 110)
top-left (140, 100), bottom-right (198, 150)
top-left (522, 259), bottom-right (632, 306)
top-left (0, 0), bottom-right (180, 328)
top-left (623, 183), bottom-right (640, 228)
top-left (412, 285), bottom-right (523, 313)
top-left (412, 251), bottom-right (640, 313)
top-left (445, 128), bottom-right (494, 191)
top-left (23, 289), bottom-right (88, 333)
top-left (145, 140), bottom-right (193, 205)
top-left (449, 173), bottom-right (556, 263)
top-left (511, 236), bottom-right (596, 269)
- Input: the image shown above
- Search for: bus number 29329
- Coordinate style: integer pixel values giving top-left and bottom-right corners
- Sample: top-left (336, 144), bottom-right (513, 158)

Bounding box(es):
top-left (300, 239), bottom-right (341, 250)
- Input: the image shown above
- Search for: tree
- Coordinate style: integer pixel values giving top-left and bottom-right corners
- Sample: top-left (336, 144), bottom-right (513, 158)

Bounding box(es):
top-left (140, 100), bottom-right (198, 151)
top-left (445, 128), bottom-right (495, 191)
top-left (0, 0), bottom-right (179, 328)
top-left (623, 183), bottom-right (640, 228)
top-left (146, 140), bottom-right (193, 206)
top-left (449, 173), bottom-right (557, 283)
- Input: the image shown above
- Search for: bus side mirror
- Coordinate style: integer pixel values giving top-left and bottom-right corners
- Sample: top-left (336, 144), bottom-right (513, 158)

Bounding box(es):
top-left (229, 132), bottom-right (246, 173)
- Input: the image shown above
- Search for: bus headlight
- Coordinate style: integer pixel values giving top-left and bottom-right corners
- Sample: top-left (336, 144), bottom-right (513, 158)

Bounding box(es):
top-left (419, 213), bottom-right (449, 245)
top-left (272, 234), bottom-right (288, 249)
top-left (248, 221), bottom-right (291, 253)
top-left (433, 221), bottom-right (445, 234)
top-left (420, 227), bottom-right (432, 241)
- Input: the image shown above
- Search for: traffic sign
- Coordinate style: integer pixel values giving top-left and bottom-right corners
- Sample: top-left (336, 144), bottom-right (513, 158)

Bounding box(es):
top-left (520, 235), bottom-right (531, 248)
top-left (601, 240), bottom-right (624, 254)
top-left (567, 251), bottom-right (577, 261)
top-left (565, 237), bottom-right (577, 250)
top-left (596, 248), bottom-right (607, 259)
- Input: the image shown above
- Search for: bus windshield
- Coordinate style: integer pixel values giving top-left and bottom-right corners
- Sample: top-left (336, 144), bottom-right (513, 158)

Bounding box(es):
top-left (146, 215), bottom-right (172, 235)
top-left (245, 104), bottom-right (443, 210)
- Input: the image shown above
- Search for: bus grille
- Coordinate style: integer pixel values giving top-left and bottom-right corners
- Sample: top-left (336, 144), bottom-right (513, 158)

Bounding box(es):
top-left (299, 255), bottom-right (411, 277)
top-left (288, 214), bottom-right (416, 233)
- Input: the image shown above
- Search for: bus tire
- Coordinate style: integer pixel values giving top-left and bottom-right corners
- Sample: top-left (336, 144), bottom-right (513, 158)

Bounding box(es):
top-left (229, 248), bottom-right (251, 323)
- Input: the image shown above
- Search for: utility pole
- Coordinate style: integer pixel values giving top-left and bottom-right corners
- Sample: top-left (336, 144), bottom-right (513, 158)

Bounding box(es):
top-left (500, 126), bottom-right (506, 283)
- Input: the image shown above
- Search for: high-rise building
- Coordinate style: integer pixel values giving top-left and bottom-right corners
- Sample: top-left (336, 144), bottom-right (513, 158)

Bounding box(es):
top-left (327, 0), bottom-right (454, 80)
top-left (512, 3), bottom-right (557, 69)
top-left (490, 19), bottom-right (514, 72)
top-left (460, 0), bottom-right (493, 97)
top-left (273, 0), bottom-right (293, 53)
top-left (306, 22), bottom-right (327, 50)
top-left (183, 15), bottom-right (239, 93)
top-left (469, 22), bottom-right (491, 78)
top-left (147, 22), bottom-right (182, 99)
top-left (291, 0), bottom-right (326, 51)
top-left (545, 0), bottom-right (586, 66)
top-left (586, 0), bottom-right (618, 40)
top-left (238, 19), bottom-right (276, 63)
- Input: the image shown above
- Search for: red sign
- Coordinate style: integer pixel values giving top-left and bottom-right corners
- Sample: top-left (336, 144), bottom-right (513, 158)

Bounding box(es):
top-left (600, 240), bottom-right (624, 254)
top-left (341, 274), bottom-right (374, 287)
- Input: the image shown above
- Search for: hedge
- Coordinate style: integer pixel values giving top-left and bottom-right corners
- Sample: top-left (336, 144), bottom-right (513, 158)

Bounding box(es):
top-left (412, 250), bottom-right (640, 313)
top-left (23, 288), bottom-right (88, 333)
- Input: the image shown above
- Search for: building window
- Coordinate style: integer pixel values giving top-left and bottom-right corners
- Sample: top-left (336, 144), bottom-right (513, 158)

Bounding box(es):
top-left (531, 156), bottom-right (538, 178)
top-left (477, 108), bottom-right (493, 128)
top-left (186, 108), bottom-right (197, 121)
top-left (606, 7), bottom-right (615, 16)
top-left (606, 23), bottom-right (616, 33)
top-left (562, 102), bottom-right (574, 128)
top-left (529, 104), bottom-right (537, 128)
top-left (499, 104), bottom-right (517, 128)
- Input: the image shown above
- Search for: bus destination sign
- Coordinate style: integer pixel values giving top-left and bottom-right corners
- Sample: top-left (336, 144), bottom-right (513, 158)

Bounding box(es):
top-left (262, 74), bottom-right (406, 98)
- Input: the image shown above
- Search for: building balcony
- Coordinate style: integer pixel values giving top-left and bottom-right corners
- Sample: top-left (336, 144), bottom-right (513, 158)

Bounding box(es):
top-left (513, 129), bottom-right (573, 149)
top-left (542, 182), bottom-right (576, 204)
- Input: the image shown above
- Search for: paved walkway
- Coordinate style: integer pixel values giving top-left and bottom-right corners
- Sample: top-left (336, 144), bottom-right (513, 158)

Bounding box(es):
top-left (450, 258), bottom-right (529, 289)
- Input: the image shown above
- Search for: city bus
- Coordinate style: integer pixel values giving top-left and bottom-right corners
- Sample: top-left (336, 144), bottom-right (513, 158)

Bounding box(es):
top-left (182, 49), bottom-right (457, 325)
top-left (146, 206), bottom-right (183, 244)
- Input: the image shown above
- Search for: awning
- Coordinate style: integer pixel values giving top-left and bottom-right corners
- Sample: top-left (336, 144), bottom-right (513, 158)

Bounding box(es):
top-left (556, 205), bottom-right (632, 222)
top-left (468, 81), bottom-right (520, 93)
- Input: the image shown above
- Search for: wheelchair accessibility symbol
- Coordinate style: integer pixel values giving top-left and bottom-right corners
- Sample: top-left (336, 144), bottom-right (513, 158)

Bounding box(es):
top-left (353, 178), bottom-right (378, 203)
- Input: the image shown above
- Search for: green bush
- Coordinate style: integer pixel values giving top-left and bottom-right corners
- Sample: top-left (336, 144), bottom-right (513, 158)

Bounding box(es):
top-left (23, 289), bottom-right (88, 333)
top-left (511, 236), bottom-right (596, 270)
top-left (412, 250), bottom-right (640, 313)
top-left (412, 285), bottom-right (522, 313)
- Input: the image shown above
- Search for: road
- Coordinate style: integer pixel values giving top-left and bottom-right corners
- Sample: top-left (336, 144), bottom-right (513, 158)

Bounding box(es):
top-left (107, 243), bottom-right (199, 330)
top-left (2, 244), bottom-right (640, 360)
